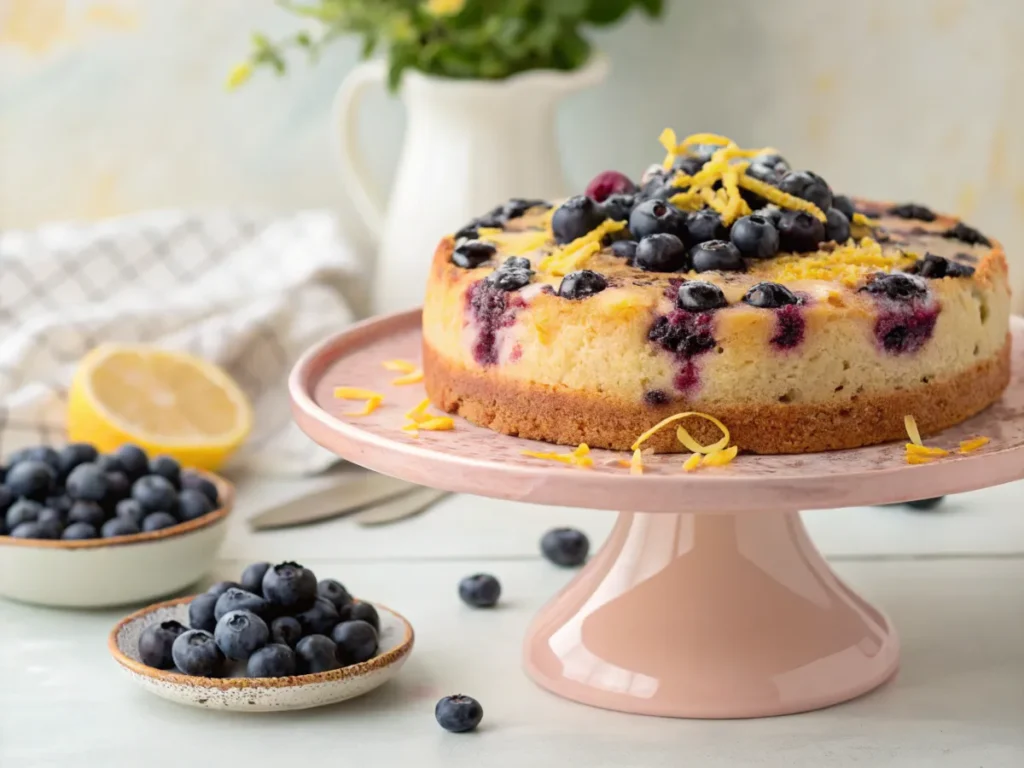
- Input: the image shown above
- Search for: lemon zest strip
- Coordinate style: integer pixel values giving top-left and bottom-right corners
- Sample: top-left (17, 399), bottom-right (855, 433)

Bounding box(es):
top-left (701, 445), bottom-right (739, 467)
top-left (852, 213), bottom-right (878, 227)
top-left (905, 444), bottom-right (949, 458)
top-left (334, 387), bottom-right (385, 417)
top-left (405, 398), bottom-right (431, 423)
top-left (382, 359), bottom-right (417, 373)
top-left (682, 453), bottom-right (702, 472)
top-left (391, 369), bottom-right (424, 386)
top-left (959, 436), bottom-right (990, 453)
top-left (904, 415), bottom-right (923, 446)
top-left (737, 174), bottom-right (826, 221)
top-left (629, 448), bottom-right (644, 475)
top-left (521, 443), bottom-right (593, 469)
top-left (906, 454), bottom-right (936, 465)
top-left (632, 411), bottom-right (731, 454)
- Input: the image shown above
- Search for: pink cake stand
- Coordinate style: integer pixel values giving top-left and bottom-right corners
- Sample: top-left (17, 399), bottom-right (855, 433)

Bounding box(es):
top-left (290, 310), bottom-right (1024, 719)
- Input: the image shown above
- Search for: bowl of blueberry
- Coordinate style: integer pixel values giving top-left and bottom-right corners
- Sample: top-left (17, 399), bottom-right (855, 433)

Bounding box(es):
top-left (0, 442), bottom-right (233, 608)
top-left (108, 561), bottom-right (414, 711)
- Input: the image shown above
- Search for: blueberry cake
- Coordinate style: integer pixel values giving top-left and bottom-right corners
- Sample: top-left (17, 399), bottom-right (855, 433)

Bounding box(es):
top-left (422, 131), bottom-right (1011, 453)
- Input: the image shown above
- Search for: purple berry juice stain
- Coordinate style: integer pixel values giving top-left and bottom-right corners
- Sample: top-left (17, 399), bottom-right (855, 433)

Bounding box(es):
top-left (643, 389), bottom-right (669, 406)
top-left (467, 280), bottom-right (524, 366)
top-left (770, 304), bottom-right (805, 350)
top-left (874, 305), bottom-right (938, 354)
top-left (648, 309), bottom-right (717, 393)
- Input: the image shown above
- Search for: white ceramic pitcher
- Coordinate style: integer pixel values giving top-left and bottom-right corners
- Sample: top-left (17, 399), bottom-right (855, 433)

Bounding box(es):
top-left (333, 55), bottom-right (610, 315)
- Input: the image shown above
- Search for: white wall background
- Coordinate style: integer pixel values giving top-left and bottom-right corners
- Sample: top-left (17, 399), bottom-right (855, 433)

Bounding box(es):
top-left (2, 0), bottom-right (1023, 298)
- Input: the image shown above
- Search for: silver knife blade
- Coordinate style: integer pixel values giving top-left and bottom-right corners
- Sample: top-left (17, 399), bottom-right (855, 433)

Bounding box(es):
top-left (353, 487), bottom-right (448, 526)
top-left (249, 472), bottom-right (419, 530)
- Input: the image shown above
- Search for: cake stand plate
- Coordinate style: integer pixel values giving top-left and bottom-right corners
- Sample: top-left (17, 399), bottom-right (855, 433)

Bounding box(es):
top-left (290, 310), bottom-right (1024, 718)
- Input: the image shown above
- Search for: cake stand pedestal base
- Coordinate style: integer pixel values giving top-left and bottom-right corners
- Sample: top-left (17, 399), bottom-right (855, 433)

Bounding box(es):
top-left (524, 509), bottom-right (900, 718)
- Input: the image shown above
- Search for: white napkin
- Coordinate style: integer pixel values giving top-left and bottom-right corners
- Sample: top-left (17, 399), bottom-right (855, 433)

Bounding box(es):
top-left (0, 209), bottom-right (362, 476)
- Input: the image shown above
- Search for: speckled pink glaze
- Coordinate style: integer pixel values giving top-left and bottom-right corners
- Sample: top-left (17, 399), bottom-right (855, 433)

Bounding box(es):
top-left (289, 309), bottom-right (1024, 719)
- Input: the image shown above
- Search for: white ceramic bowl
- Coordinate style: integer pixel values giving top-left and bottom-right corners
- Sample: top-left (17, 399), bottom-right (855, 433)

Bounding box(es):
top-left (0, 474), bottom-right (234, 608)
top-left (109, 597), bottom-right (415, 711)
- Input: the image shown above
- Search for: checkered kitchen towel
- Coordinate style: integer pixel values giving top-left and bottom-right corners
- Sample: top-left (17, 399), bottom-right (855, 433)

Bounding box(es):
top-left (0, 210), bottom-right (363, 475)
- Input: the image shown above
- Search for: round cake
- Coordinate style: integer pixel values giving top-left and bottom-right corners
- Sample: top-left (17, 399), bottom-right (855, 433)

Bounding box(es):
top-left (422, 131), bottom-right (1011, 454)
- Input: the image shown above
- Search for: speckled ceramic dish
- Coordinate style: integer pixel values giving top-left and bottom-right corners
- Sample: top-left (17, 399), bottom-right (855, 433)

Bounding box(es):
top-left (109, 596), bottom-right (414, 711)
top-left (0, 474), bottom-right (233, 608)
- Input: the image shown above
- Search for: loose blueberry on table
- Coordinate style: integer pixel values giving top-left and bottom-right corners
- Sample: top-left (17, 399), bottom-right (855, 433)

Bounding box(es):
top-left (458, 573), bottom-right (502, 608)
top-left (0, 441), bottom-right (220, 541)
top-left (136, 561), bottom-right (389, 679)
top-left (435, 695), bottom-right (484, 733)
top-left (541, 527), bottom-right (590, 567)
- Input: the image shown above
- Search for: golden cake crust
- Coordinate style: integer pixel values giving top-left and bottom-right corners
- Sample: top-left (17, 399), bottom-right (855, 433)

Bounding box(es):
top-left (424, 336), bottom-right (1011, 454)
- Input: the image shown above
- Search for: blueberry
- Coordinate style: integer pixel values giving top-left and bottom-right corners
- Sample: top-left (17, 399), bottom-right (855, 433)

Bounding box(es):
top-left (942, 222), bottom-right (990, 247)
top-left (214, 588), bottom-right (270, 622)
top-left (5, 499), bottom-right (43, 529)
top-left (142, 511), bottom-right (178, 532)
top-left (833, 194), bottom-right (856, 221)
top-left (101, 517), bottom-right (140, 537)
top-left (552, 195), bottom-right (606, 245)
top-left (57, 443), bottom-right (98, 479)
top-left (177, 489), bottom-right (214, 522)
top-left (270, 616), bottom-right (303, 648)
top-left (746, 161), bottom-right (784, 185)
top-left (628, 199), bottom-right (687, 241)
top-left (138, 620), bottom-right (187, 670)
top-left (435, 695), bottom-right (484, 733)
top-left (906, 253), bottom-right (975, 279)
top-left (454, 224), bottom-right (479, 241)
top-left (540, 527), bottom-right (589, 567)
top-left (825, 207), bottom-right (851, 243)
top-left (690, 240), bottom-right (747, 273)
top-left (331, 620), bottom-right (378, 665)
top-left (171, 629), bottom-right (226, 677)
top-left (188, 592), bottom-right (219, 633)
top-left (888, 203), bottom-right (936, 222)
top-left (861, 273), bottom-right (928, 301)
top-left (458, 574), bottom-right (501, 608)
top-left (95, 454), bottom-right (127, 475)
top-left (247, 644), bottom-right (297, 678)
top-left (35, 513), bottom-right (63, 539)
top-left (113, 444), bottom-right (149, 480)
top-left (907, 496), bottom-right (945, 510)
top-left (115, 498), bottom-right (146, 526)
top-left (558, 270), bottom-right (608, 300)
top-left (181, 471), bottom-right (219, 506)
top-left (677, 281), bottom-right (728, 312)
top-left (65, 463), bottom-right (108, 502)
top-left (5, 460), bottom-right (55, 500)
top-left (753, 205), bottom-right (783, 225)
top-left (753, 151), bottom-right (789, 171)
top-left (777, 210), bottom-right (826, 252)
top-left (778, 170), bottom-right (833, 212)
top-left (67, 500), bottom-right (105, 528)
top-left (102, 471), bottom-right (131, 509)
top-left (207, 581), bottom-right (241, 599)
top-left (61, 522), bottom-right (98, 540)
top-left (0, 486), bottom-right (12, 515)
top-left (672, 155), bottom-right (705, 175)
top-left (262, 561), bottom-right (318, 612)
top-left (45, 494), bottom-right (72, 516)
top-left (317, 579), bottom-right (353, 611)
top-left (451, 240), bottom-right (497, 269)
top-left (20, 446), bottom-right (61, 472)
top-left (683, 209), bottom-right (726, 246)
top-left (610, 240), bottom-right (638, 262)
top-left (294, 634), bottom-right (340, 674)
top-left (296, 596), bottom-right (341, 637)
top-left (599, 193), bottom-right (636, 223)
top-left (132, 475), bottom-right (178, 513)
top-left (214, 609), bottom-right (270, 661)
top-left (638, 177), bottom-right (687, 204)
top-left (634, 233), bottom-right (689, 272)
top-left (149, 456), bottom-right (181, 488)
top-left (239, 562), bottom-right (270, 596)
top-left (584, 170), bottom-right (638, 203)
top-left (743, 282), bottom-right (800, 309)
top-left (500, 198), bottom-right (548, 220)
top-left (730, 214), bottom-right (779, 259)
top-left (9, 521), bottom-right (45, 539)
top-left (347, 602), bottom-right (380, 633)
top-left (486, 263), bottom-right (533, 292)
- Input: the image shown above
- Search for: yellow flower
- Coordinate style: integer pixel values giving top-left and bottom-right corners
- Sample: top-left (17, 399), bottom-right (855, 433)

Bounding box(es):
top-left (225, 62), bottom-right (253, 90)
top-left (425, 0), bottom-right (465, 17)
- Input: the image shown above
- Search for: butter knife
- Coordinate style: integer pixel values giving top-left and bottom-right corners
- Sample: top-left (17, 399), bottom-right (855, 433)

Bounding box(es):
top-left (249, 472), bottom-right (419, 530)
top-left (352, 487), bottom-right (448, 526)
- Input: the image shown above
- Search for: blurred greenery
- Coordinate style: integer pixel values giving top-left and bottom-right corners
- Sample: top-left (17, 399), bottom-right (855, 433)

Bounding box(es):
top-left (236, 0), bottom-right (663, 90)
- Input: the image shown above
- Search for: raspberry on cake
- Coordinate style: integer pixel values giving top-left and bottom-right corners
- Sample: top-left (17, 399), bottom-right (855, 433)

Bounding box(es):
top-left (422, 131), bottom-right (1011, 454)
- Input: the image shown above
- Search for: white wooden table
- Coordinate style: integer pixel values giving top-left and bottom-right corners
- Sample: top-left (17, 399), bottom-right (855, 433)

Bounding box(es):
top-left (2, 475), bottom-right (1023, 767)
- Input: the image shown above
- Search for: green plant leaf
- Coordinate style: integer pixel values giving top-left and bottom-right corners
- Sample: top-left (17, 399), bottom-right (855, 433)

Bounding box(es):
top-left (585, 0), bottom-right (633, 25)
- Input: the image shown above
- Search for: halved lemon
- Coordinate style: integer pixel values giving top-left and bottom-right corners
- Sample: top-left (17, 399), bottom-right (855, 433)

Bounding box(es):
top-left (67, 345), bottom-right (253, 470)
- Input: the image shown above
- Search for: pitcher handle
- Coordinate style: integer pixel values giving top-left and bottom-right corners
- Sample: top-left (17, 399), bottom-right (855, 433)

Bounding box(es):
top-left (332, 60), bottom-right (388, 242)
